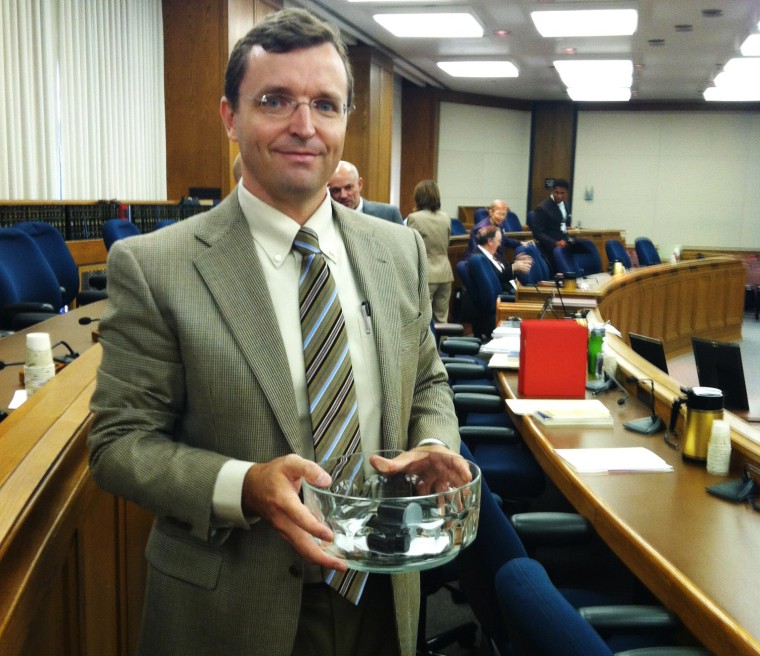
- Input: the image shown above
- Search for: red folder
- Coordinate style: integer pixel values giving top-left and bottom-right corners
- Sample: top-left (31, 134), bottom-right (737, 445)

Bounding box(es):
top-left (518, 320), bottom-right (588, 398)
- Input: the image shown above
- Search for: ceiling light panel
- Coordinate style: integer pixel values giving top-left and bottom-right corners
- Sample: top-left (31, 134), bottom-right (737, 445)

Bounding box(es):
top-left (554, 60), bottom-right (633, 87)
top-left (373, 13), bottom-right (483, 38)
top-left (741, 34), bottom-right (760, 56)
top-left (438, 61), bottom-right (519, 78)
top-left (531, 9), bottom-right (638, 37)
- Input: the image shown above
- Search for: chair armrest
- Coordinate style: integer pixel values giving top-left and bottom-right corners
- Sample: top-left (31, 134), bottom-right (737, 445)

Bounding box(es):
top-left (451, 384), bottom-right (499, 395)
top-left (3, 301), bottom-right (56, 313)
top-left (460, 425), bottom-right (518, 444)
top-left (445, 361), bottom-right (490, 380)
top-left (434, 322), bottom-right (465, 337)
top-left (578, 605), bottom-right (679, 632)
top-left (88, 274), bottom-right (107, 290)
top-left (453, 392), bottom-right (503, 412)
top-left (440, 338), bottom-right (482, 356)
top-left (510, 512), bottom-right (591, 546)
top-left (77, 290), bottom-right (108, 305)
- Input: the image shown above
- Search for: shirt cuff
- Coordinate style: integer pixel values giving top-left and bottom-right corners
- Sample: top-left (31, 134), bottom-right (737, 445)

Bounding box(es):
top-left (212, 459), bottom-right (257, 529)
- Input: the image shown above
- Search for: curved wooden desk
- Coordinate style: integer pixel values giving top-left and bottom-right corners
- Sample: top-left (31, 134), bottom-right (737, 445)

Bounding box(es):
top-left (497, 304), bottom-right (760, 655)
top-left (502, 257), bottom-right (746, 355)
top-left (0, 305), bottom-right (150, 656)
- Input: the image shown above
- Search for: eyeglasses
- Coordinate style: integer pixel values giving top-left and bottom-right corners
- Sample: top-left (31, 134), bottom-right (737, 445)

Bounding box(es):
top-left (247, 93), bottom-right (352, 120)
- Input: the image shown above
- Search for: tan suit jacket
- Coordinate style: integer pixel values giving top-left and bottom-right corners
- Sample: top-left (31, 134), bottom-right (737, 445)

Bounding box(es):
top-left (87, 191), bottom-right (459, 656)
top-left (406, 209), bottom-right (454, 284)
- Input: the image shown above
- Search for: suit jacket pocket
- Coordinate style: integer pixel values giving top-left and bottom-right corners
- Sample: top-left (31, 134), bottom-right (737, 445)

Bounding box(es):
top-left (146, 526), bottom-right (223, 590)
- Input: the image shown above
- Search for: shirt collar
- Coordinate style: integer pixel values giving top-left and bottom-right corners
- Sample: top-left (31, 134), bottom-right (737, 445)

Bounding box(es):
top-left (356, 197), bottom-right (364, 213)
top-left (237, 183), bottom-right (337, 267)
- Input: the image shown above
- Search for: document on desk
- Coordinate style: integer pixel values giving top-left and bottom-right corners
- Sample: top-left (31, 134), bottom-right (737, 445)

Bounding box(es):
top-left (555, 447), bottom-right (673, 474)
top-left (488, 352), bottom-right (520, 369)
top-left (505, 399), bottom-right (613, 426)
top-left (480, 334), bottom-right (521, 354)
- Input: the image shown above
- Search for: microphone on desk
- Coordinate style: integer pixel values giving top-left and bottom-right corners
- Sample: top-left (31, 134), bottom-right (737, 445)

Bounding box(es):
top-left (623, 377), bottom-right (665, 435)
top-left (52, 340), bottom-right (79, 364)
top-left (533, 284), bottom-right (559, 319)
top-left (78, 317), bottom-right (100, 325)
top-left (586, 372), bottom-right (630, 406)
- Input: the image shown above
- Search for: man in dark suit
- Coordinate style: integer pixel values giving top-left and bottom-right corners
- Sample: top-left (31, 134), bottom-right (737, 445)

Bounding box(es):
top-left (328, 160), bottom-right (404, 224)
top-left (473, 225), bottom-right (532, 291)
top-left (531, 178), bottom-right (572, 270)
top-left (87, 9), bottom-right (464, 656)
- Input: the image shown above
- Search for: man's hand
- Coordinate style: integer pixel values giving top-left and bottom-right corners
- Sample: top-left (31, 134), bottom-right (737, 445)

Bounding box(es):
top-left (512, 253), bottom-right (533, 276)
top-left (241, 454), bottom-right (347, 571)
top-left (369, 446), bottom-right (473, 496)
top-left (556, 239), bottom-right (568, 247)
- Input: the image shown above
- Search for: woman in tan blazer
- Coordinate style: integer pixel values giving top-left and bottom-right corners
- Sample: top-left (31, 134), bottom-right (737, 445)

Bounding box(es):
top-left (406, 180), bottom-right (454, 323)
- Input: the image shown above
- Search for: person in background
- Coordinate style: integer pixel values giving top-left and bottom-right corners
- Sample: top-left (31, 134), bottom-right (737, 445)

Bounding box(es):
top-left (531, 178), bottom-right (572, 269)
top-left (406, 179), bottom-right (454, 323)
top-left (473, 225), bottom-right (532, 291)
top-left (87, 8), bottom-right (465, 656)
top-left (328, 160), bottom-right (404, 224)
top-left (466, 199), bottom-right (522, 259)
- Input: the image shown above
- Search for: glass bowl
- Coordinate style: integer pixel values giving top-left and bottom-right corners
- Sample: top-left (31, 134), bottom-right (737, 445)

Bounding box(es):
top-left (302, 449), bottom-right (481, 573)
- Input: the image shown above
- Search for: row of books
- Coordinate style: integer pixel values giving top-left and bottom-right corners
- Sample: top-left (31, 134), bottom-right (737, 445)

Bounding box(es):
top-left (0, 202), bottom-right (211, 240)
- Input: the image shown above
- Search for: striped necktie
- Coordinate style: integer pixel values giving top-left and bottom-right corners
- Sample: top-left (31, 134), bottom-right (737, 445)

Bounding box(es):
top-left (292, 227), bottom-right (367, 604)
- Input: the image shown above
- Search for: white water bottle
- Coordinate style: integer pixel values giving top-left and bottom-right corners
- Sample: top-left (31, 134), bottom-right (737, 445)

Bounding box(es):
top-left (24, 332), bottom-right (55, 396)
top-left (706, 419), bottom-right (731, 476)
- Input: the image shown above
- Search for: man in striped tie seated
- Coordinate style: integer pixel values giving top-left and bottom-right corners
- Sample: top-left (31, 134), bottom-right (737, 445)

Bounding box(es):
top-left (87, 8), bottom-right (466, 656)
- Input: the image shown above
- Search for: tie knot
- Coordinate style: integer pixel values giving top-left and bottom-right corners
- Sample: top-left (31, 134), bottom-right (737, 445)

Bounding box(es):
top-left (292, 227), bottom-right (321, 257)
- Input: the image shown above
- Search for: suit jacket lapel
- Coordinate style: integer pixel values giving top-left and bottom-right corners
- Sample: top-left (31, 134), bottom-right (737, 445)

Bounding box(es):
top-left (192, 194), bottom-right (303, 456)
top-left (334, 205), bottom-right (404, 452)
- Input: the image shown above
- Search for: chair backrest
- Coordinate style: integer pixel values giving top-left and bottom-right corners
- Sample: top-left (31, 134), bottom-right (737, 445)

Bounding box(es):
top-left (526, 210), bottom-right (536, 230)
top-left (468, 254), bottom-right (502, 337)
top-left (570, 238), bottom-right (603, 276)
top-left (15, 221), bottom-right (80, 307)
top-left (504, 213), bottom-right (522, 232)
top-left (103, 219), bottom-right (141, 251)
top-left (0, 228), bottom-right (63, 310)
top-left (450, 218), bottom-right (467, 236)
top-left (634, 237), bottom-right (661, 266)
top-left (553, 246), bottom-right (580, 276)
top-left (515, 243), bottom-right (551, 285)
top-left (495, 557), bottom-right (613, 656)
top-left (605, 239), bottom-right (632, 269)
top-left (455, 259), bottom-right (472, 292)
top-left (473, 207), bottom-right (489, 223)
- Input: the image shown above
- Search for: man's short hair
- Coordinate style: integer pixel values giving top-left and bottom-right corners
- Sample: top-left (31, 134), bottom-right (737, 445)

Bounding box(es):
top-left (224, 8), bottom-right (354, 111)
top-left (476, 225), bottom-right (499, 245)
top-left (553, 178), bottom-right (569, 190)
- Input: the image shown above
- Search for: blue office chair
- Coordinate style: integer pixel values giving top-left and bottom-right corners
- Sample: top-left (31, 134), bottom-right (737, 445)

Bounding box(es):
top-left (515, 242), bottom-right (552, 286)
top-left (526, 210), bottom-right (536, 230)
top-left (467, 254), bottom-right (513, 340)
top-left (473, 207), bottom-right (489, 223)
top-left (450, 218), bottom-right (467, 236)
top-left (635, 237), bottom-right (661, 266)
top-left (0, 227), bottom-right (63, 330)
top-left (606, 239), bottom-right (632, 270)
top-left (15, 222), bottom-right (107, 307)
top-left (495, 557), bottom-right (710, 656)
top-left (553, 238), bottom-right (603, 277)
top-left (103, 219), bottom-right (141, 251)
top-left (504, 212), bottom-right (523, 232)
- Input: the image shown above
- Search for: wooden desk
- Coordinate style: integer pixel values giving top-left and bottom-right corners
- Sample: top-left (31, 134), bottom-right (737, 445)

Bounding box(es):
top-left (498, 258), bottom-right (745, 356)
top-left (498, 361), bottom-right (760, 656)
top-left (1, 303), bottom-right (151, 656)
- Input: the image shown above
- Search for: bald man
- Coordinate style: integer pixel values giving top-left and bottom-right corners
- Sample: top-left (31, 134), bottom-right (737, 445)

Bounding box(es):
top-left (328, 160), bottom-right (403, 225)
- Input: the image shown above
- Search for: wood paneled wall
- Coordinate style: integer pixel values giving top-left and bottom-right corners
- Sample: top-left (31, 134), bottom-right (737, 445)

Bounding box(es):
top-left (162, 0), bottom-right (280, 201)
top-left (528, 101), bottom-right (576, 210)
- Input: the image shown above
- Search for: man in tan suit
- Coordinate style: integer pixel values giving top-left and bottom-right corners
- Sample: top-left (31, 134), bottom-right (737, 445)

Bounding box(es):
top-left (87, 8), bottom-right (461, 656)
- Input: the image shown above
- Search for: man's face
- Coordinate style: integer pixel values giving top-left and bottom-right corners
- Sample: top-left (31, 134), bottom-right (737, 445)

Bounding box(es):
top-left (328, 168), bottom-right (363, 209)
top-left (489, 202), bottom-right (507, 226)
top-left (552, 186), bottom-right (568, 204)
top-left (486, 230), bottom-right (502, 254)
top-left (220, 43), bottom-right (349, 220)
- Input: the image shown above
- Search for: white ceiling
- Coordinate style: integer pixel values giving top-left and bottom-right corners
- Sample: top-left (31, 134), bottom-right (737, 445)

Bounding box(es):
top-left (293, 0), bottom-right (760, 102)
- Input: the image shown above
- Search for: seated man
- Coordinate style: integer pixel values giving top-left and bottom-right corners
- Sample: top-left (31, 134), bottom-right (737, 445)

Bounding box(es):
top-left (531, 178), bottom-right (572, 271)
top-left (328, 160), bottom-right (404, 224)
top-left (466, 199), bottom-right (522, 260)
top-left (473, 226), bottom-right (532, 291)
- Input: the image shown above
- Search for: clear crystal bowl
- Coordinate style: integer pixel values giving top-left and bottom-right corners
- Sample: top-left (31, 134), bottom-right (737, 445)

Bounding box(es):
top-left (302, 449), bottom-right (481, 573)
